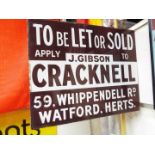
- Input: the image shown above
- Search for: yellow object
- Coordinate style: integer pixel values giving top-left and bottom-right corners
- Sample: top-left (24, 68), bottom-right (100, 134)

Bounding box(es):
top-left (0, 109), bottom-right (57, 135)
top-left (88, 19), bottom-right (103, 26)
top-left (119, 114), bottom-right (126, 135)
top-left (113, 19), bottom-right (118, 28)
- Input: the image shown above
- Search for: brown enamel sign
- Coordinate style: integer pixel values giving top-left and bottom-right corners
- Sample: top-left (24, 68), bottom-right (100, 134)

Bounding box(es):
top-left (28, 19), bottom-right (139, 129)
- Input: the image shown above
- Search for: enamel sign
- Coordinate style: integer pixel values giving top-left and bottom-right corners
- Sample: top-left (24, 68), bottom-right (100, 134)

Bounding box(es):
top-left (28, 19), bottom-right (139, 129)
